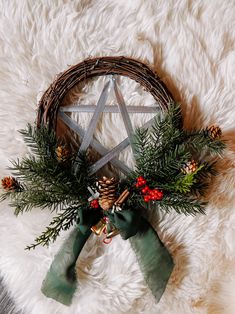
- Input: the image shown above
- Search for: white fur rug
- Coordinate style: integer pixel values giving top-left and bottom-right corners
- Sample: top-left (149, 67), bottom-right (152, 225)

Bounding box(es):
top-left (0, 1), bottom-right (235, 313)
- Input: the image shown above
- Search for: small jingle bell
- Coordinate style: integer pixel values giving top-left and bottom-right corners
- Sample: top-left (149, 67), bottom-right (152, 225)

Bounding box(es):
top-left (91, 218), bottom-right (106, 236)
top-left (106, 228), bottom-right (120, 239)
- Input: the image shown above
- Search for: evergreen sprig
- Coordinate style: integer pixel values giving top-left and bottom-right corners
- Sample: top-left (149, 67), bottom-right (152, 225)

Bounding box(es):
top-left (1, 125), bottom-right (95, 247)
top-left (0, 102), bottom-right (226, 247)
top-left (130, 102), bottom-right (226, 215)
top-left (185, 130), bottom-right (226, 156)
top-left (155, 193), bottom-right (206, 215)
top-left (26, 205), bottom-right (80, 250)
top-left (19, 123), bottom-right (57, 159)
top-left (174, 165), bottom-right (204, 194)
top-left (7, 125), bottom-right (93, 215)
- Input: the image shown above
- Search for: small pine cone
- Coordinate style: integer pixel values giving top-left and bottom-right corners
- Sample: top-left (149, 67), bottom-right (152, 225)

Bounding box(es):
top-left (207, 125), bottom-right (222, 139)
top-left (1, 176), bottom-right (21, 191)
top-left (181, 160), bottom-right (198, 174)
top-left (56, 146), bottom-right (70, 162)
top-left (98, 176), bottom-right (118, 211)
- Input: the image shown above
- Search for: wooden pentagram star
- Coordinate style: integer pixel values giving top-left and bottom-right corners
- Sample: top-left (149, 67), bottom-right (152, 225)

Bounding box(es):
top-left (58, 76), bottom-right (161, 176)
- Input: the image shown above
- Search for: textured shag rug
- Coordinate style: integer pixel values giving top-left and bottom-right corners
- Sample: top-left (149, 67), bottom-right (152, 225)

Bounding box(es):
top-left (0, 1), bottom-right (235, 313)
top-left (0, 276), bottom-right (22, 314)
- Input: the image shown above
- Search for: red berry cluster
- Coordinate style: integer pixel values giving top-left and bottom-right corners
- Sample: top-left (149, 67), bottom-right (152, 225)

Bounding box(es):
top-left (135, 176), bottom-right (147, 188)
top-left (135, 176), bottom-right (164, 202)
top-left (90, 199), bottom-right (99, 208)
top-left (143, 189), bottom-right (163, 202)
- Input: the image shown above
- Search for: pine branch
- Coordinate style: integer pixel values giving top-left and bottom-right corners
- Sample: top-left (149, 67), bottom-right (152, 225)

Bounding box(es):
top-left (155, 193), bottom-right (206, 215)
top-left (174, 165), bottom-right (204, 193)
top-left (0, 104), bottom-right (225, 250)
top-left (134, 143), bottom-right (192, 188)
top-left (128, 188), bottom-right (206, 215)
top-left (133, 104), bottom-right (188, 184)
top-left (9, 188), bottom-right (78, 215)
top-left (8, 152), bottom-right (93, 214)
top-left (184, 130), bottom-right (226, 156)
top-left (25, 206), bottom-right (80, 250)
top-left (130, 101), bottom-right (226, 209)
top-left (190, 161), bottom-right (218, 196)
top-left (133, 127), bottom-right (151, 162)
top-left (166, 102), bottom-right (183, 130)
top-left (148, 103), bottom-right (183, 153)
top-left (19, 124), bottom-right (57, 159)
top-left (0, 190), bottom-right (12, 202)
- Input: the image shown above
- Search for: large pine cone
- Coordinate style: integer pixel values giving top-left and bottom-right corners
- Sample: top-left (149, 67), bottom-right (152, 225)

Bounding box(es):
top-left (98, 177), bottom-right (118, 211)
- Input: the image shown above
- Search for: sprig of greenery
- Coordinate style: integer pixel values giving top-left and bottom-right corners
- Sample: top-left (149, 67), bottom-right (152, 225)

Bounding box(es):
top-left (1, 125), bottom-right (95, 247)
top-left (155, 193), bottom-right (206, 215)
top-left (19, 123), bottom-right (57, 159)
top-left (129, 102), bottom-right (226, 215)
top-left (184, 130), bottom-right (226, 156)
top-left (1, 102), bottom-right (226, 247)
top-left (174, 165), bottom-right (204, 193)
top-left (25, 205), bottom-right (80, 250)
top-left (5, 126), bottom-right (93, 215)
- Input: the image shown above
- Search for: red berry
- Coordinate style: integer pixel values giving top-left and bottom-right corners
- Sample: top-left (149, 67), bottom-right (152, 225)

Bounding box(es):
top-left (137, 176), bottom-right (147, 186)
top-left (148, 189), bottom-right (164, 201)
top-left (144, 195), bottom-right (151, 202)
top-left (152, 189), bottom-right (158, 194)
top-left (156, 191), bottom-right (164, 200)
top-left (141, 186), bottom-right (150, 194)
top-left (138, 180), bottom-right (146, 187)
top-left (90, 199), bottom-right (99, 208)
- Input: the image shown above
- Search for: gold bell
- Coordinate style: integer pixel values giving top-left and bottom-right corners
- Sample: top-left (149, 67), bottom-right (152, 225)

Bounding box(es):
top-left (91, 218), bottom-right (106, 236)
top-left (106, 228), bottom-right (120, 239)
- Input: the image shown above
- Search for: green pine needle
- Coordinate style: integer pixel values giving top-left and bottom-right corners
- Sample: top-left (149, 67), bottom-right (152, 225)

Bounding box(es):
top-left (174, 165), bottom-right (204, 193)
top-left (1, 103), bottom-right (227, 247)
top-left (25, 206), bottom-right (80, 250)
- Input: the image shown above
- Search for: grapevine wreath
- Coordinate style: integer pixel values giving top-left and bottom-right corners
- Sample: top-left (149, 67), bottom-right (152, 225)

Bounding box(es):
top-left (1, 57), bottom-right (225, 306)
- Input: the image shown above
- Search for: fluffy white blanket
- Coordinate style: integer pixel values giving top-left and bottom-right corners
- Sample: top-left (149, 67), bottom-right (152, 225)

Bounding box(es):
top-left (0, 1), bottom-right (235, 313)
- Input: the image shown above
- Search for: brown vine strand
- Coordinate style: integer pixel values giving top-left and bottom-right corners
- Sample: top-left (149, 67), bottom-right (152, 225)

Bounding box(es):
top-left (37, 56), bottom-right (174, 130)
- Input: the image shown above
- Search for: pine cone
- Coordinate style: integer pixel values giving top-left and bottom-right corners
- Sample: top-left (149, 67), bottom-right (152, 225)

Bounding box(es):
top-left (1, 176), bottom-right (21, 191)
top-left (207, 125), bottom-right (222, 139)
top-left (98, 177), bottom-right (118, 211)
top-left (181, 160), bottom-right (198, 174)
top-left (56, 146), bottom-right (70, 162)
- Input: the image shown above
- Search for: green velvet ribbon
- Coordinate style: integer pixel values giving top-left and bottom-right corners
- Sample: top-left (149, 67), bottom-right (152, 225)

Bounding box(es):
top-left (41, 208), bottom-right (174, 306)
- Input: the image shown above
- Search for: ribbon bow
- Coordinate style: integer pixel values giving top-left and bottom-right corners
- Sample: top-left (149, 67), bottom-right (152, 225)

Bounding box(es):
top-left (41, 208), bottom-right (174, 305)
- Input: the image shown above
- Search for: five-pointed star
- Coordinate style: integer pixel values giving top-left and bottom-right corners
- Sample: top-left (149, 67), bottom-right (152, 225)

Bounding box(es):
top-left (58, 76), bottom-right (160, 176)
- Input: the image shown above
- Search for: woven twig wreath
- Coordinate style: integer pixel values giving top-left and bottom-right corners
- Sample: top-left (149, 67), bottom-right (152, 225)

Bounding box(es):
top-left (37, 56), bottom-right (173, 129)
top-left (1, 56), bottom-right (225, 306)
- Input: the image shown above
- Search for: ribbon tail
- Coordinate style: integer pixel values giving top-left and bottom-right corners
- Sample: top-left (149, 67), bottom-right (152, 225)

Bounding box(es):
top-left (129, 218), bottom-right (174, 301)
top-left (41, 227), bottom-right (91, 306)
